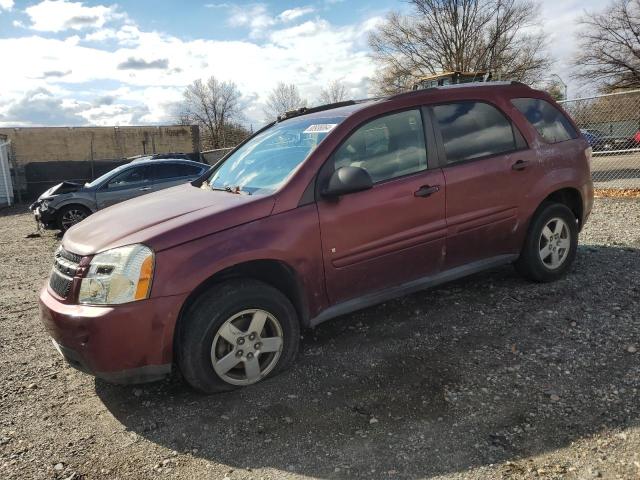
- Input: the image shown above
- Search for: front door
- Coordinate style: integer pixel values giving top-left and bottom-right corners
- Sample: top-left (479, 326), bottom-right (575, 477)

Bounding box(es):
top-left (316, 108), bottom-right (447, 305)
top-left (95, 165), bottom-right (153, 209)
top-left (429, 100), bottom-right (537, 268)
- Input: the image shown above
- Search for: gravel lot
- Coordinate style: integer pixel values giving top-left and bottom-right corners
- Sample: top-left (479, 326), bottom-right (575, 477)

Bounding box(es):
top-left (1, 198), bottom-right (639, 480)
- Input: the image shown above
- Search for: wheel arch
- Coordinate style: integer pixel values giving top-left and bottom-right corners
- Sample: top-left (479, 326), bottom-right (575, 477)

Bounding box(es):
top-left (53, 199), bottom-right (96, 214)
top-left (538, 187), bottom-right (584, 229)
top-left (173, 259), bottom-right (309, 353)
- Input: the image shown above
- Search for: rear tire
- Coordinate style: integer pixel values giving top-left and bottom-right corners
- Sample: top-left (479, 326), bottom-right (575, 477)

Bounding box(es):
top-left (515, 202), bottom-right (578, 282)
top-left (57, 204), bottom-right (91, 232)
top-left (177, 279), bottom-right (300, 394)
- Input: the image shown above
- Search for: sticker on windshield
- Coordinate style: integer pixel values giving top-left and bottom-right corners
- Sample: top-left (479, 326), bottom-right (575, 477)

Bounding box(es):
top-left (303, 124), bottom-right (338, 134)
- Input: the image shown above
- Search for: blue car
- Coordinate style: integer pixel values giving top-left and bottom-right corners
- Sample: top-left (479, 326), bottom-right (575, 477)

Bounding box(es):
top-left (580, 129), bottom-right (606, 151)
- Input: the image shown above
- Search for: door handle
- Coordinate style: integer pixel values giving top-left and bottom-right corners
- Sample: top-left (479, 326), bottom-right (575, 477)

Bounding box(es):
top-left (512, 159), bottom-right (529, 171)
top-left (139, 186), bottom-right (152, 191)
top-left (414, 185), bottom-right (440, 197)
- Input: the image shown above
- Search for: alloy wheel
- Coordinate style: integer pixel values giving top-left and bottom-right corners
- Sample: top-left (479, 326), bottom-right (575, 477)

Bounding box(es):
top-left (210, 309), bottom-right (284, 386)
top-left (538, 217), bottom-right (571, 269)
top-left (61, 208), bottom-right (88, 230)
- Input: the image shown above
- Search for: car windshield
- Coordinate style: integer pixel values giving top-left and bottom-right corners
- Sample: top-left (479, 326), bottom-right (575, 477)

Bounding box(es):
top-left (84, 163), bottom-right (130, 188)
top-left (206, 115), bottom-right (346, 195)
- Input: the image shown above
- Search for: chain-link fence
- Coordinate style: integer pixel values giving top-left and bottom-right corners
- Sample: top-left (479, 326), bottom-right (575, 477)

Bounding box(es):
top-left (559, 90), bottom-right (640, 190)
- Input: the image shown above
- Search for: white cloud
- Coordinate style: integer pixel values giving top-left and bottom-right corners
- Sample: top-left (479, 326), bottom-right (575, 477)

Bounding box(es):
top-left (0, 0), bottom-right (14, 11)
top-left (0, 88), bottom-right (88, 126)
top-left (25, 0), bottom-right (126, 32)
top-left (278, 7), bottom-right (315, 22)
top-left (228, 4), bottom-right (275, 38)
top-left (0, 13), bottom-right (380, 126)
top-left (228, 4), bottom-right (315, 38)
top-left (84, 25), bottom-right (144, 45)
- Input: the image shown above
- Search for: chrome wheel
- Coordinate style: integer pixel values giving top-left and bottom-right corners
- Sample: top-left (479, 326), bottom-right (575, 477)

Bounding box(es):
top-left (211, 309), bottom-right (284, 386)
top-left (538, 217), bottom-right (571, 269)
top-left (61, 208), bottom-right (88, 230)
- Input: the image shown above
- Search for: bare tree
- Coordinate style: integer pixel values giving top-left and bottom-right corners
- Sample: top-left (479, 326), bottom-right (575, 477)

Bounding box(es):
top-left (318, 80), bottom-right (349, 104)
top-left (545, 81), bottom-right (565, 101)
top-left (263, 82), bottom-right (307, 121)
top-left (573, 0), bottom-right (640, 92)
top-left (368, 0), bottom-right (551, 94)
top-left (180, 76), bottom-right (244, 149)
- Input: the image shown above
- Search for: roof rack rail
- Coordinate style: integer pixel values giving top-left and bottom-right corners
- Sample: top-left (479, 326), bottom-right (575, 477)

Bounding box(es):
top-left (276, 98), bottom-right (374, 122)
top-left (388, 80), bottom-right (531, 101)
top-left (277, 101), bottom-right (354, 122)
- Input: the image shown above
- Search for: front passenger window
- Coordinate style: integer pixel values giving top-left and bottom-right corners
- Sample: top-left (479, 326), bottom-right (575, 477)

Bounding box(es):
top-left (332, 109), bottom-right (427, 183)
top-left (106, 167), bottom-right (148, 189)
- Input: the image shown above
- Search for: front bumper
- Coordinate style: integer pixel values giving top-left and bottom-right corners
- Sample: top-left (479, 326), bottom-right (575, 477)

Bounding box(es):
top-left (39, 286), bottom-right (188, 384)
top-left (30, 204), bottom-right (58, 229)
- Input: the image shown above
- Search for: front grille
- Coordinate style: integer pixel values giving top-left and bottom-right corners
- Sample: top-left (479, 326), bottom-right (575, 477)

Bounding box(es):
top-left (49, 247), bottom-right (81, 298)
top-left (58, 248), bottom-right (82, 264)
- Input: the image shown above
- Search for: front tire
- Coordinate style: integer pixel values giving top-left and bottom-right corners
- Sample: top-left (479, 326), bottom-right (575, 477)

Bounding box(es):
top-left (57, 204), bottom-right (91, 232)
top-left (515, 202), bottom-right (578, 282)
top-left (177, 279), bottom-right (300, 394)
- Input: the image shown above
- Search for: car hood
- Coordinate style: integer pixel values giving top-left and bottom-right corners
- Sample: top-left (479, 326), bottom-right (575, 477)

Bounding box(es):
top-left (39, 181), bottom-right (84, 200)
top-left (62, 183), bottom-right (276, 255)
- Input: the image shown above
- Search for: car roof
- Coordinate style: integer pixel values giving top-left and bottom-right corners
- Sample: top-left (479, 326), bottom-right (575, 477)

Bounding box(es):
top-left (278, 81), bottom-right (532, 123)
top-left (127, 158), bottom-right (206, 167)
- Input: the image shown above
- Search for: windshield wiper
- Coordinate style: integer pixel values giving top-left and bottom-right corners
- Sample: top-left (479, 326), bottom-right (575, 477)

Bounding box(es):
top-left (210, 185), bottom-right (251, 195)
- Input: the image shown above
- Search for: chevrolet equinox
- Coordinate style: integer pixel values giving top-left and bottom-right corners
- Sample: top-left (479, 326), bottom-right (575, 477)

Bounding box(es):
top-left (39, 82), bottom-right (594, 393)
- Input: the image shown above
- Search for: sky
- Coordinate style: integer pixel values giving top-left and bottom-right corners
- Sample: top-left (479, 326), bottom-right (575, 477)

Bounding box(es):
top-left (0, 0), bottom-right (606, 129)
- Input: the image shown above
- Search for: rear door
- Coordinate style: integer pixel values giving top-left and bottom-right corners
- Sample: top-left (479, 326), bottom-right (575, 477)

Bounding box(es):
top-left (429, 100), bottom-right (537, 268)
top-left (316, 108), bottom-right (447, 305)
top-left (95, 165), bottom-right (153, 209)
top-left (151, 162), bottom-right (206, 191)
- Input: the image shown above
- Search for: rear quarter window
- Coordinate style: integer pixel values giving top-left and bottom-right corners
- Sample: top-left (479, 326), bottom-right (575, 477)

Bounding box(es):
top-left (154, 163), bottom-right (202, 180)
top-left (511, 98), bottom-right (578, 144)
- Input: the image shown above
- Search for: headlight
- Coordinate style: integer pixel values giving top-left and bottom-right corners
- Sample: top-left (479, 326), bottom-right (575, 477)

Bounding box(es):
top-left (78, 244), bottom-right (154, 305)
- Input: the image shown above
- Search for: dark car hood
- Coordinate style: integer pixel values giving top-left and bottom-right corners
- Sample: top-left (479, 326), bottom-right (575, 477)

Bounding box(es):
top-left (39, 181), bottom-right (84, 199)
top-left (62, 183), bottom-right (276, 255)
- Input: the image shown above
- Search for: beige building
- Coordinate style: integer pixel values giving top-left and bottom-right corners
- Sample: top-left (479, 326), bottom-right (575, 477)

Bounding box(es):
top-left (0, 125), bottom-right (199, 199)
top-left (0, 125), bottom-right (199, 166)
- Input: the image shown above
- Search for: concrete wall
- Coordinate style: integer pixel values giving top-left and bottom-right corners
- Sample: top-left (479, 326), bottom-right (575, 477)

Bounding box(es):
top-left (0, 125), bottom-right (200, 200)
top-left (0, 125), bottom-right (199, 166)
top-left (202, 147), bottom-right (233, 166)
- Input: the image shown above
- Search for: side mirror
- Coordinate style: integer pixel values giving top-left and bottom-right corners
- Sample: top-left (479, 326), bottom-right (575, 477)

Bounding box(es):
top-left (322, 166), bottom-right (373, 198)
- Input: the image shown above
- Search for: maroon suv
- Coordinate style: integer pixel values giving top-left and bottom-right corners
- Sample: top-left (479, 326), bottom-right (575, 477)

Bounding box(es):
top-left (39, 82), bottom-right (593, 393)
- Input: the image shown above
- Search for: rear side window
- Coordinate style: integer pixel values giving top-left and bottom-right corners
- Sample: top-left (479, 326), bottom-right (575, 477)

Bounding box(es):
top-left (432, 101), bottom-right (518, 164)
top-left (154, 163), bottom-right (202, 180)
top-left (176, 164), bottom-right (204, 176)
top-left (511, 98), bottom-right (578, 143)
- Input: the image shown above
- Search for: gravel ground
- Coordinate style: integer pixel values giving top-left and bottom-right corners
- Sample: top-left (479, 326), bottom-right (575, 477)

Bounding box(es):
top-left (1, 198), bottom-right (639, 480)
